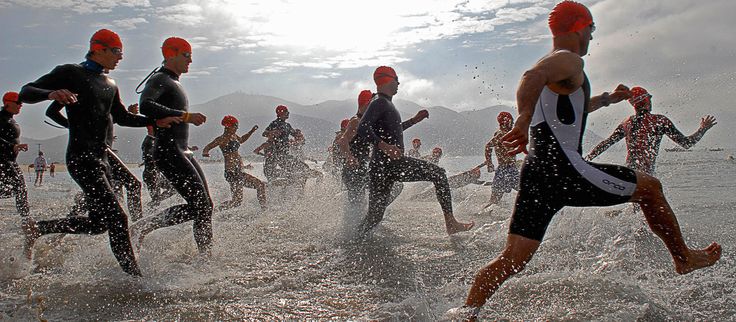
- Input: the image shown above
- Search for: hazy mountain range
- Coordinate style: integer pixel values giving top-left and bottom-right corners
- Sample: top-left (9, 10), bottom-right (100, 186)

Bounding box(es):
top-left (16, 93), bottom-right (605, 164)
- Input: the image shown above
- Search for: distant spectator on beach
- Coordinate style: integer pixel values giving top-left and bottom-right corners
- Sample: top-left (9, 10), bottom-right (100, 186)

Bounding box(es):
top-left (33, 151), bottom-right (47, 186)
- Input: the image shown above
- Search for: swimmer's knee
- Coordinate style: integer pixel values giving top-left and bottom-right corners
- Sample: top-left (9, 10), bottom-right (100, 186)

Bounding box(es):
top-left (636, 172), bottom-right (663, 196)
top-left (498, 251), bottom-right (531, 273)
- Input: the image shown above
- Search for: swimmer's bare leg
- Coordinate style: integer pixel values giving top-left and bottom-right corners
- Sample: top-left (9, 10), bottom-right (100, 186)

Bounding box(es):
top-left (631, 171), bottom-right (721, 274)
top-left (463, 234), bottom-right (540, 318)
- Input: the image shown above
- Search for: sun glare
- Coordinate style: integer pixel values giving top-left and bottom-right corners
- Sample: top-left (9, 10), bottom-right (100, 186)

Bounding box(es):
top-left (223, 0), bottom-right (457, 53)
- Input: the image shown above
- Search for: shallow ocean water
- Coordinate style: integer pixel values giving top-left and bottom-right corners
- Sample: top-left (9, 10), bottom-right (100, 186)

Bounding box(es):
top-left (1, 149), bottom-right (734, 320)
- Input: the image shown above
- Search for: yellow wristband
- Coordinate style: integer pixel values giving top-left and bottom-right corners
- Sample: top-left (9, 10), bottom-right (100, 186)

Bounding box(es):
top-left (182, 112), bottom-right (190, 122)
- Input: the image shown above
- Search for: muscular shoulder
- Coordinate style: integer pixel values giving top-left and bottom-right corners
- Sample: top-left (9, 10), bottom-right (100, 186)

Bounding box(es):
top-left (652, 114), bottom-right (673, 125)
top-left (535, 50), bottom-right (584, 90)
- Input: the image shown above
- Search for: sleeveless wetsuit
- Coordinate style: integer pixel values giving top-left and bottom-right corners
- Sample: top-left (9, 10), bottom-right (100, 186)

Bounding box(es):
top-left (140, 67), bottom-right (213, 253)
top-left (509, 75), bottom-right (637, 241)
top-left (20, 59), bottom-right (153, 276)
top-left (0, 110), bottom-right (29, 217)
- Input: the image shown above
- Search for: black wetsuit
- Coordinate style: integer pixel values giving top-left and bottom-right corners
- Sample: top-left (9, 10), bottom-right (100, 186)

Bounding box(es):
top-left (141, 134), bottom-right (175, 204)
top-left (0, 110), bottom-right (29, 217)
top-left (19, 59), bottom-right (153, 276)
top-left (355, 93), bottom-right (447, 234)
top-left (46, 101), bottom-right (143, 221)
top-left (262, 118), bottom-right (307, 183)
top-left (139, 67), bottom-right (213, 253)
top-left (342, 118), bottom-right (372, 211)
top-left (509, 75), bottom-right (637, 241)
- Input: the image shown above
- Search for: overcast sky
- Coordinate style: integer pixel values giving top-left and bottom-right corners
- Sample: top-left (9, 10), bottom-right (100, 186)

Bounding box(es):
top-left (1, 0), bottom-right (734, 147)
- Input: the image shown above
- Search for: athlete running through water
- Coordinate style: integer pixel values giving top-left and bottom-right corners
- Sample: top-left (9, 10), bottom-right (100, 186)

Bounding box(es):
top-left (356, 66), bottom-right (474, 236)
top-left (483, 112), bottom-right (520, 208)
top-left (337, 90), bottom-right (375, 224)
top-left (134, 37), bottom-right (214, 255)
top-left (0, 92), bottom-right (31, 246)
top-left (261, 105), bottom-right (310, 185)
top-left (586, 86), bottom-right (717, 174)
top-left (202, 115), bottom-right (266, 210)
top-left (19, 29), bottom-right (180, 276)
top-left (46, 101), bottom-right (144, 221)
top-left (454, 2), bottom-right (721, 319)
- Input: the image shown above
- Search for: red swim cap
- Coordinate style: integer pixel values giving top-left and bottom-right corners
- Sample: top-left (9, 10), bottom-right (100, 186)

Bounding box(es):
top-left (162, 37), bottom-right (192, 59)
top-left (358, 90), bottom-right (373, 107)
top-left (2, 92), bottom-right (19, 104)
top-left (432, 147), bottom-right (443, 154)
top-left (412, 138), bottom-right (421, 143)
top-left (90, 29), bottom-right (122, 52)
top-left (373, 66), bottom-right (398, 86)
top-left (276, 105), bottom-right (289, 117)
top-left (548, 1), bottom-right (593, 37)
top-left (628, 86), bottom-right (652, 110)
top-left (340, 118), bottom-right (350, 130)
top-left (497, 111), bottom-right (513, 124)
top-left (221, 115), bottom-right (238, 127)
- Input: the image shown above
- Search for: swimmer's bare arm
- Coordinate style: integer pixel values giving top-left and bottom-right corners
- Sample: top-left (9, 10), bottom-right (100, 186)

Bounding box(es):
top-left (253, 141), bottom-right (269, 156)
top-left (503, 51), bottom-right (583, 155)
top-left (238, 125), bottom-right (259, 144)
top-left (202, 136), bottom-right (225, 157)
top-left (338, 117), bottom-right (360, 166)
top-left (664, 115), bottom-right (716, 149)
top-left (484, 140), bottom-right (495, 172)
top-left (402, 109), bottom-right (429, 130)
top-left (586, 123), bottom-right (625, 161)
top-left (589, 84), bottom-right (631, 112)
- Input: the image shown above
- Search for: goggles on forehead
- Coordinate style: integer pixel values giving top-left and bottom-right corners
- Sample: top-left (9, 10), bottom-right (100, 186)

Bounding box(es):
top-left (629, 93), bottom-right (652, 105)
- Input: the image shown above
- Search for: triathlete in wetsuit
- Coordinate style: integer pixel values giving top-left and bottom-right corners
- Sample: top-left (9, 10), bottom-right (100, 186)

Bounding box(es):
top-left (19, 29), bottom-right (178, 276)
top-left (135, 37), bottom-right (214, 254)
top-left (261, 105), bottom-right (309, 184)
top-left (141, 125), bottom-right (176, 206)
top-left (459, 3), bottom-right (721, 319)
top-left (338, 90), bottom-right (374, 212)
top-left (586, 86), bottom-right (717, 174)
top-left (202, 115), bottom-right (266, 210)
top-left (483, 111), bottom-right (520, 207)
top-left (45, 101), bottom-right (143, 221)
top-left (356, 66), bottom-right (474, 237)
top-left (0, 92), bottom-right (30, 226)
top-left (324, 119), bottom-right (349, 180)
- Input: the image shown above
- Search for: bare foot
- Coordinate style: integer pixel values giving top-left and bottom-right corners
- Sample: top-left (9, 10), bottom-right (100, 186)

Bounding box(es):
top-left (447, 220), bottom-right (475, 235)
top-left (444, 306), bottom-right (480, 321)
top-left (21, 218), bottom-right (40, 260)
top-left (675, 242), bottom-right (722, 274)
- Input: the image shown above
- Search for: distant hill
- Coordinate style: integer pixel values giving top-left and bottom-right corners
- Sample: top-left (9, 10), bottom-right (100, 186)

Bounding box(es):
top-left (17, 93), bottom-right (605, 164)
